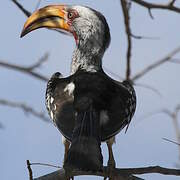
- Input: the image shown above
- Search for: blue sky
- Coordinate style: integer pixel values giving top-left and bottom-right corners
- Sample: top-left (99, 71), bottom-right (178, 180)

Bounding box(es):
top-left (1, 0), bottom-right (180, 179)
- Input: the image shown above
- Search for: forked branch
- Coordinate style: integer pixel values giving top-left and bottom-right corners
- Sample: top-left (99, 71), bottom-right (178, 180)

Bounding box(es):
top-left (131, 0), bottom-right (180, 17)
top-left (0, 99), bottom-right (49, 122)
top-left (0, 53), bottom-right (49, 82)
top-left (132, 47), bottom-right (180, 81)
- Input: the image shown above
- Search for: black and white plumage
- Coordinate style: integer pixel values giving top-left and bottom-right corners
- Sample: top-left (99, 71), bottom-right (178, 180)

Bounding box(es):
top-left (21, 4), bottom-right (136, 173)
top-left (46, 71), bottom-right (136, 142)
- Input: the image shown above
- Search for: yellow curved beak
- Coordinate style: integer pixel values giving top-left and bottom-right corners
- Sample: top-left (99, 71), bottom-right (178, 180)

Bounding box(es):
top-left (21, 5), bottom-right (70, 37)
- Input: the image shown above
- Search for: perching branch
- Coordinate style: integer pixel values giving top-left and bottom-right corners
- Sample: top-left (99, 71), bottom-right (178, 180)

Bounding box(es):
top-left (0, 99), bottom-right (49, 122)
top-left (120, 0), bottom-right (132, 80)
top-left (31, 165), bottom-right (180, 180)
top-left (0, 53), bottom-right (49, 82)
top-left (131, 0), bottom-right (180, 17)
top-left (132, 47), bottom-right (180, 81)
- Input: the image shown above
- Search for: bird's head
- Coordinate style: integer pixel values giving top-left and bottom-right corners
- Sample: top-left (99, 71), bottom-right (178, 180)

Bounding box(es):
top-left (21, 5), bottom-right (110, 52)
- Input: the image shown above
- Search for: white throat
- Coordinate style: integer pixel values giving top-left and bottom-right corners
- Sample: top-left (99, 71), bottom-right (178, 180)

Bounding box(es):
top-left (70, 45), bottom-right (103, 74)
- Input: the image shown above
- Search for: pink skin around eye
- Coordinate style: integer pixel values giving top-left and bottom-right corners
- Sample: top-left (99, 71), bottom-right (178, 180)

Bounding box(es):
top-left (67, 11), bottom-right (79, 45)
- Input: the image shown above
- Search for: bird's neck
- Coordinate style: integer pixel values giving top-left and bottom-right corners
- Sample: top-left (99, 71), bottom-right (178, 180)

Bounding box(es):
top-left (70, 41), bottom-right (104, 74)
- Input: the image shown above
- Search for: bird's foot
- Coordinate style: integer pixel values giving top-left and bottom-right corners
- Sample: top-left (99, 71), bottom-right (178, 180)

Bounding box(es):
top-left (104, 160), bottom-right (116, 180)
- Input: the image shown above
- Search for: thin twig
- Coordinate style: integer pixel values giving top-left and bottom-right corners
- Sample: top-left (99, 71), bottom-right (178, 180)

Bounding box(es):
top-left (0, 99), bottom-right (49, 122)
top-left (0, 60), bottom-right (48, 81)
top-left (0, 53), bottom-right (49, 82)
top-left (27, 53), bottom-right (49, 71)
top-left (131, 0), bottom-right (180, 15)
top-left (30, 162), bottom-right (61, 169)
top-left (132, 47), bottom-right (180, 81)
top-left (163, 138), bottom-right (180, 146)
top-left (135, 83), bottom-right (162, 97)
top-left (162, 106), bottom-right (180, 161)
top-left (141, 106), bottom-right (180, 163)
top-left (131, 33), bottom-right (160, 40)
top-left (121, 0), bottom-right (132, 80)
top-left (11, 0), bottom-right (31, 17)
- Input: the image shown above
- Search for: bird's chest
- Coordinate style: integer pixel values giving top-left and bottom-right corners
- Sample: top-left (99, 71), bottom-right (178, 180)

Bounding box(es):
top-left (73, 73), bottom-right (113, 107)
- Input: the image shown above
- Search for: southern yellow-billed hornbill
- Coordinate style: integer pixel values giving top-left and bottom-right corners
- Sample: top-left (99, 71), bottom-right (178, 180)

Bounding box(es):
top-left (21, 4), bottom-right (136, 176)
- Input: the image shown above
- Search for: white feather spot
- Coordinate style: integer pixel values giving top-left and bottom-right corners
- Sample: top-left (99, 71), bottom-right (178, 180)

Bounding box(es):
top-left (46, 95), bottom-right (51, 110)
top-left (62, 135), bottom-right (66, 145)
top-left (50, 97), bottom-right (54, 104)
top-left (64, 82), bottom-right (75, 96)
top-left (50, 111), bottom-right (54, 120)
top-left (100, 110), bottom-right (109, 125)
top-left (82, 65), bottom-right (98, 73)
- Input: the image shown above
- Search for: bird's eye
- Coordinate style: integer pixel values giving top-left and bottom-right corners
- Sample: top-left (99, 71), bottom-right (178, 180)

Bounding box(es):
top-left (68, 11), bottom-right (74, 19)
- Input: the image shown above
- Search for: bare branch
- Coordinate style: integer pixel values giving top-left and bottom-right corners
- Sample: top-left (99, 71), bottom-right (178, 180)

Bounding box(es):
top-left (11, 0), bottom-right (31, 17)
top-left (159, 106), bottom-right (180, 162)
top-left (163, 138), bottom-right (180, 146)
top-left (131, 0), bottom-right (180, 15)
top-left (131, 33), bottom-right (160, 40)
top-left (0, 99), bottom-right (49, 122)
top-left (0, 55), bottom-right (49, 82)
top-left (134, 83), bottom-right (162, 97)
top-left (132, 47), bottom-right (180, 81)
top-left (120, 0), bottom-right (132, 80)
top-left (27, 53), bottom-right (49, 71)
top-left (30, 162), bottom-right (61, 169)
top-left (33, 165), bottom-right (180, 180)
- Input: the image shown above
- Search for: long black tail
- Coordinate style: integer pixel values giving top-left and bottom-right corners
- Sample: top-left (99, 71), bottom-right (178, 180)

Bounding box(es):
top-left (64, 99), bottom-right (103, 171)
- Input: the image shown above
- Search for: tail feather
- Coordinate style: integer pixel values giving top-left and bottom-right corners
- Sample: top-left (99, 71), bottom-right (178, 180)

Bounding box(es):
top-left (64, 108), bottom-right (103, 171)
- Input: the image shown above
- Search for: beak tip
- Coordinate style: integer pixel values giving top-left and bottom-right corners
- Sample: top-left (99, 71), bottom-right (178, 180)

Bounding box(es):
top-left (20, 33), bottom-right (23, 38)
top-left (20, 30), bottom-right (26, 38)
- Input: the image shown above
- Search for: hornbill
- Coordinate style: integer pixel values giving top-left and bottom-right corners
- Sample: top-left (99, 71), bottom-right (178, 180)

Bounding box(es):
top-left (21, 4), bottom-right (136, 178)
